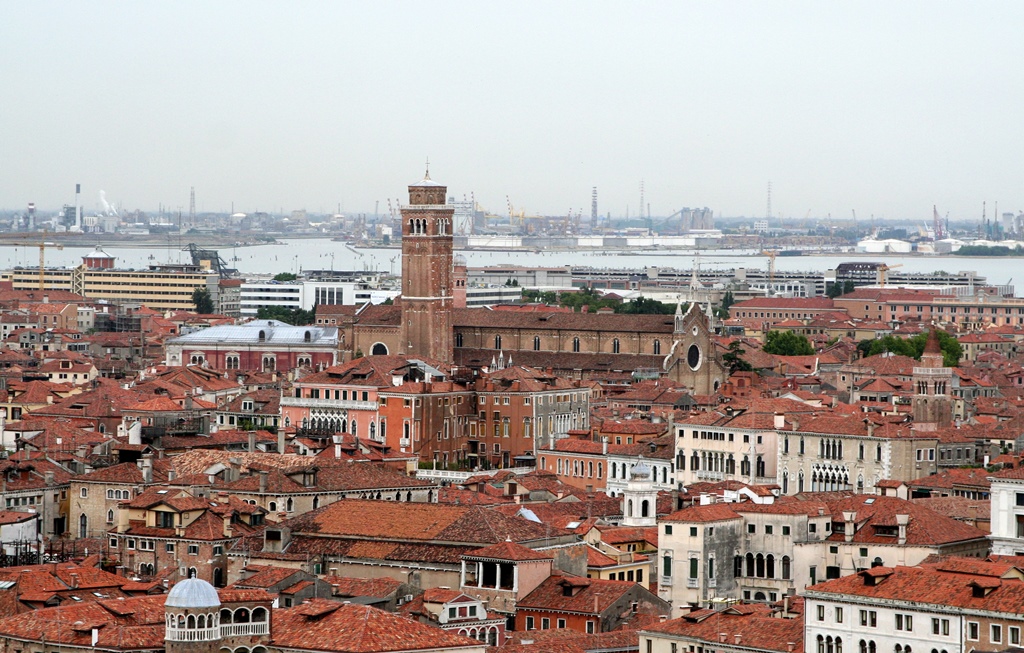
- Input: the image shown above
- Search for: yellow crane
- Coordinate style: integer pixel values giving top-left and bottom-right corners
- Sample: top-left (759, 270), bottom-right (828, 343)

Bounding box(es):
top-left (7, 236), bottom-right (63, 290)
top-left (761, 249), bottom-right (780, 295)
top-left (877, 263), bottom-right (903, 287)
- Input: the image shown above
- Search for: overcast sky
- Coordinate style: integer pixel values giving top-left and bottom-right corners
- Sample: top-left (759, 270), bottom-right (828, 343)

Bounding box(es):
top-left (2, 2), bottom-right (1022, 221)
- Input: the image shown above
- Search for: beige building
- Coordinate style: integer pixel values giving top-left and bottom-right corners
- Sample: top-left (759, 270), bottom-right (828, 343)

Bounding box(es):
top-left (2, 265), bottom-right (219, 312)
top-left (776, 416), bottom-right (939, 496)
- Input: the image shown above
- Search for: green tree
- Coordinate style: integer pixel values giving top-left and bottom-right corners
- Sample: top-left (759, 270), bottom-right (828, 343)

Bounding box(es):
top-left (256, 306), bottom-right (315, 325)
top-left (723, 340), bottom-right (754, 373)
top-left (762, 330), bottom-right (815, 356)
top-left (720, 290), bottom-right (736, 311)
top-left (843, 280), bottom-right (856, 294)
top-left (615, 297), bottom-right (675, 315)
top-left (560, 288), bottom-right (620, 313)
top-left (826, 282), bottom-right (842, 298)
top-left (861, 330), bottom-right (962, 367)
top-left (192, 287), bottom-right (215, 314)
top-left (273, 272), bottom-right (298, 282)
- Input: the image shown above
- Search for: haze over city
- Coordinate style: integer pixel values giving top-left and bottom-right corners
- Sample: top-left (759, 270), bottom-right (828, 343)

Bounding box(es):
top-left (2, 1), bottom-right (1023, 220)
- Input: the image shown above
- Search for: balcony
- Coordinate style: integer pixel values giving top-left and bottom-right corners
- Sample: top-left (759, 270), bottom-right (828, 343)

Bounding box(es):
top-left (660, 575), bottom-right (672, 587)
top-left (280, 397), bottom-right (377, 411)
top-left (167, 628), bottom-right (219, 642)
top-left (686, 578), bottom-right (699, 588)
top-left (220, 622), bottom-right (269, 637)
top-left (696, 470), bottom-right (725, 481)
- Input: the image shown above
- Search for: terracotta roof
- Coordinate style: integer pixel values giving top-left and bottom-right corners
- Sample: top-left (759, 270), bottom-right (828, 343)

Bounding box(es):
top-left (662, 503), bottom-right (742, 523)
top-left (324, 576), bottom-right (402, 599)
top-left (0, 595), bottom-right (166, 649)
top-left (270, 600), bottom-right (482, 652)
top-left (463, 540), bottom-right (553, 562)
top-left (517, 573), bottom-right (642, 615)
top-left (642, 603), bottom-right (802, 653)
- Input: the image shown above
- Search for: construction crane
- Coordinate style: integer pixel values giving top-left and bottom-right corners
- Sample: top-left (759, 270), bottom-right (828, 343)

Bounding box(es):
top-left (761, 249), bottom-right (780, 296)
top-left (932, 205), bottom-right (946, 240)
top-left (877, 263), bottom-right (903, 287)
top-left (9, 237), bottom-right (63, 290)
top-left (505, 196), bottom-right (524, 229)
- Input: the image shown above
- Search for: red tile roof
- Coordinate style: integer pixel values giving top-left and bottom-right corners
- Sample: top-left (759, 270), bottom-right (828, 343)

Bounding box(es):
top-left (270, 600), bottom-right (482, 652)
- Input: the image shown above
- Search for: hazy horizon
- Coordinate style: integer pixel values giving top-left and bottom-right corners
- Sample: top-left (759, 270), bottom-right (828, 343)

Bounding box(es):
top-left (2, 2), bottom-right (1023, 222)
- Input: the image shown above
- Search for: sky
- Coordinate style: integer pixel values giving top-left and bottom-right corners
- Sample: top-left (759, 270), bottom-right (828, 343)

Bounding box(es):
top-left (2, 2), bottom-right (1023, 221)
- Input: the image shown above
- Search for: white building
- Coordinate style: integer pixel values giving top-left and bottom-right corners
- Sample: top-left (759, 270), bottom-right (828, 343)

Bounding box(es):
top-left (239, 280), bottom-right (399, 316)
top-left (988, 468), bottom-right (1024, 555)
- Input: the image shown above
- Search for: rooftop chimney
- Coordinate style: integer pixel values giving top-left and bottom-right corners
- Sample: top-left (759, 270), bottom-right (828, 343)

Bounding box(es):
top-left (774, 412), bottom-right (785, 430)
top-left (248, 431), bottom-right (257, 453)
top-left (735, 635), bottom-right (742, 645)
top-left (258, 470), bottom-right (268, 494)
top-left (141, 454), bottom-right (153, 484)
top-left (843, 510), bottom-right (856, 542)
top-left (896, 513), bottom-right (909, 545)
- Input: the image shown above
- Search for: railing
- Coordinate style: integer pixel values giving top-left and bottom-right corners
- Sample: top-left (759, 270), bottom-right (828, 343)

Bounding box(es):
top-left (415, 466), bottom-right (535, 482)
top-left (754, 476), bottom-right (777, 485)
top-left (167, 628), bottom-right (219, 642)
top-left (220, 622), bottom-right (269, 637)
top-left (280, 397), bottom-right (378, 411)
top-left (686, 578), bottom-right (699, 588)
top-left (696, 470), bottom-right (725, 481)
top-left (660, 575), bottom-right (672, 587)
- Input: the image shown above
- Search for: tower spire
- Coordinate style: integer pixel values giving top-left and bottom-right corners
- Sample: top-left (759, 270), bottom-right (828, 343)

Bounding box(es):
top-left (424, 157), bottom-right (431, 180)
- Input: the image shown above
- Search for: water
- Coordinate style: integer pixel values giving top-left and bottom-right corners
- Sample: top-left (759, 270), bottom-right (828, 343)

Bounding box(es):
top-left (0, 239), bottom-right (1015, 294)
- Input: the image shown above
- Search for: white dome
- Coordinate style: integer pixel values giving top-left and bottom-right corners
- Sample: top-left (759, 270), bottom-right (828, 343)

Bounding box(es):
top-left (165, 577), bottom-right (221, 609)
top-left (630, 459), bottom-right (652, 480)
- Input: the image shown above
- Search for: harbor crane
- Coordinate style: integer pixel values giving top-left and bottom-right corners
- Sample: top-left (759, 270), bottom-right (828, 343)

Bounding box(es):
top-left (761, 249), bottom-right (780, 296)
top-left (8, 237), bottom-right (63, 290)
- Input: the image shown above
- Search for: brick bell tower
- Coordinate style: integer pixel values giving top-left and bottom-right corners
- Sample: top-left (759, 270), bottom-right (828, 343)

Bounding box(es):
top-left (400, 167), bottom-right (455, 363)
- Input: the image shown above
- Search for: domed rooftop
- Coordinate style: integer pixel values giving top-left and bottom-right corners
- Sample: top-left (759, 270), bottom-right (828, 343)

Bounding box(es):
top-left (630, 458), bottom-right (651, 480)
top-left (165, 577), bottom-right (221, 609)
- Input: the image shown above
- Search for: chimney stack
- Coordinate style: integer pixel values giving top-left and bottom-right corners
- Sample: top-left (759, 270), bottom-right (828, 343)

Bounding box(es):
top-left (141, 453), bottom-right (153, 484)
top-left (896, 513), bottom-right (909, 545)
top-left (735, 635), bottom-right (742, 645)
top-left (248, 431), bottom-right (257, 452)
top-left (843, 510), bottom-right (856, 542)
top-left (774, 412), bottom-right (785, 430)
top-left (258, 470), bottom-right (268, 494)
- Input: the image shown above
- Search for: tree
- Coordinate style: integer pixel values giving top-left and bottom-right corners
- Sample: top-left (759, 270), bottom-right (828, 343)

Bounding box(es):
top-left (273, 272), bottom-right (298, 282)
top-left (860, 330), bottom-right (962, 367)
top-left (843, 280), bottom-right (856, 294)
top-left (615, 297), bottom-right (675, 315)
top-left (723, 340), bottom-right (754, 373)
top-left (826, 282), bottom-right (843, 298)
top-left (192, 287), bottom-right (215, 314)
top-left (762, 330), bottom-right (815, 356)
top-left (256, 305), bottom-right (315, 325)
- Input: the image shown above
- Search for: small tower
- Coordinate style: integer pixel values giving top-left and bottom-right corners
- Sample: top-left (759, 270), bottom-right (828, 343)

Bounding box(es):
top-left (912, 327), bottom-right (953, 431)
top-left (164, 577), bottom-right (222, 653)
top-left (622, 457), bottom-right (658, 527)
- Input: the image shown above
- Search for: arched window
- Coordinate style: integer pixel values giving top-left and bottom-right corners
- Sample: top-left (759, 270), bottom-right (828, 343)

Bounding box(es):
top-left (235, 608), bottom-right (250, 623)
top-left (734, 555), bottom-right (743, 578)
top-left (533, 336), bottom-right (541, 351)
top-left (252, 607), bottom-right (268, 622)
top-left (746, 553), bottom-right (755, 576)
top-left (371, 342), bottom-right (388, 356)
top-left (258, 330), bottom-right (266, 342)
top-left (312, 496), bottom-right (320, 509)
top-left (572, 337), bottom-right (580, 352)
top-left (756, 553), bottom-right (765, 577)
top-left (268, 501), bottom-right (277, 512)
top-left (781, 555), bottom-right (791, 579)
top-left (612, 338), bottom-right (620, 353)
top-left (494, 335), bottom-right (502, 350)
top-left (653, 340), bottom-right (661, 355)
top-left (79, 514), bottom-right (88, 538)
top-left (641, 500), bottom-right (650, 517)
top-left (455, 333), bottom-right (464, 347)
top-left (766, 554), bottom-right (775, 578)
top-left (627, 500), bottom-right (633, 517)
top-left (106, 509), bottom-right (114, 523)
top-left (286, 498), bottom-right (294, 512)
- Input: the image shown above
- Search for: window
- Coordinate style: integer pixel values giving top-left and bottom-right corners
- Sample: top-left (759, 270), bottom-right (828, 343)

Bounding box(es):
top-left (689, 557), bottom-right (698, 579)
top-left (836, 608), bottom-right (843, 623)
top-left (541, 618), bottom-right (550, 630)
top-left (586, 621), bottom-right (595, 634)
top-left (1010, 626), bottom-right (1020, 645)
top-left (765, 525), bottom-right (773, 535)
top-left (526, 617), bottom-right (534, 630)
top-left (689, 527), bottom-right (697, 537)
top-left (782, 525), bottom-right (791, 535)
top-left (896, 614), bottom-right (912, 631)
top-left (80, 487), bottom-right (87, 498)
top-left (166, 543), bottom-right (174, 553)
top-left (188, 544), bottom-right (199, 555)
top-left (748, 524), bottom-right (756, 534)
top-left (665, 525), bottom-right (672, 535)
top-left (968, 622), bottom-right (979, 641)
top-left (992, 625), bottom-right (1002, 644)
top-left (859, 610), bottom-right (876, 627)
top-left (557, 618), bottom-right (566, 628)
top-left (817, 606), bottom-right (825, 621)
top-left (109, 537), bottom-right (118, 548)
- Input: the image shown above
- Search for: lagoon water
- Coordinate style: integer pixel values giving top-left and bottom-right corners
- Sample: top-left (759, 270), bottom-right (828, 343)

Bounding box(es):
top-left (0, 239), bottom-right (1015, 294)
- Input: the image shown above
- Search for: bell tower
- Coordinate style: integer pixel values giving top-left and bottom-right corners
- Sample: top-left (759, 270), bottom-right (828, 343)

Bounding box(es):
top-left (400, 167), bottom-right (455, 363)
top-left (912, 327), bottom-right (953, 430)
